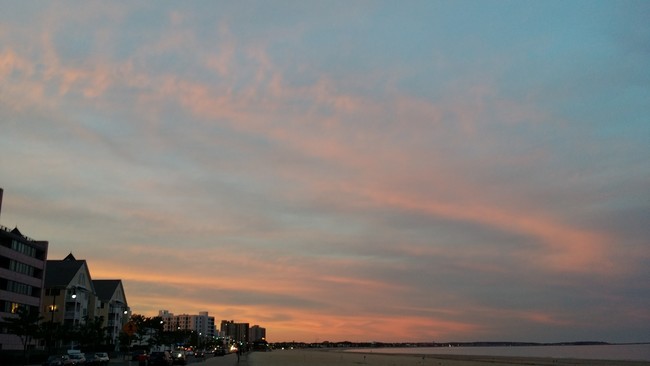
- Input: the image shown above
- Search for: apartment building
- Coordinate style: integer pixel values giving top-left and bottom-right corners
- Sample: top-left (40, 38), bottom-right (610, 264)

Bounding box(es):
top-left (249, 324), bottom-right (266, 342)
top-left (159, 310), bottom-right (216, 338)
top-left (221, 320), bottom-right (249, 345)
top-left (0, 188), bottom-right (50, 350)
top-left (43, 254), bottom-right (130, 350)
top-left (43, 253), bottom-right (95, 328)
top-left (93, 279), bottom-right (129, 346)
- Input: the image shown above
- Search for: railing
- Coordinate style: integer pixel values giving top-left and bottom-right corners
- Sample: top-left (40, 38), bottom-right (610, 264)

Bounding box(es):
top-left (0, 224), bottom-right (36, 241)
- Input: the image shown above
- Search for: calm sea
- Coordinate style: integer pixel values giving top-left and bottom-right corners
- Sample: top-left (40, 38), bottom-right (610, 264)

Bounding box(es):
top-left (347, 344), bottom-right (650, 361)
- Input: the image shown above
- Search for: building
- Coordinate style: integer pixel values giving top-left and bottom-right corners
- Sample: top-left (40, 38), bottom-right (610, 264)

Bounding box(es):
top-left (93, 279), bottom-right (129, 347)
top-left (159, 309), bottom-right (175, 330)
top-left (0, 188), bottom-right (49, 351)
top-left (249, 325), bottom-right (266, 342)
top-left (42, 253), bottom-right (95, 329)
top-left (159, 310), bottom-right (216, 338)
top-left (220, 320), bottom-right (249, 345)
top-left (41, 253), bottom-right (101, 354)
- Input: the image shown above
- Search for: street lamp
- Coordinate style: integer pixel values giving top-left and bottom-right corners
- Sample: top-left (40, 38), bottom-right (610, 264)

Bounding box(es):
top-left (48, 289), bottom-right (60, 355)
top-left (49, 291), bottom-right (59, 322)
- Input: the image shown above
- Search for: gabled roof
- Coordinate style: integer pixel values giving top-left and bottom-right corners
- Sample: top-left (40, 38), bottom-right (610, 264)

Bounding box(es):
top-left (44, 253), bottom-right (94, 292)
top-left (93, 280), bottom-right (122, 302)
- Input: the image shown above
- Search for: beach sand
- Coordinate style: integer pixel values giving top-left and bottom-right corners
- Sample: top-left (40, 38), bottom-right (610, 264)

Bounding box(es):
top-left (245, 349), bottom-right (650, 366)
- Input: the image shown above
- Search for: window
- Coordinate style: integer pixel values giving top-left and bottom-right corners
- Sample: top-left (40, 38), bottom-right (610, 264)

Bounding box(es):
top-left (11, 240), bottom-right (36, 258)
top-left (6, 280), bottom-right (33, 296)
top-left (9, 259), bottom-right (35, 276)
top-left (10, 302), bottom-right (21, 313)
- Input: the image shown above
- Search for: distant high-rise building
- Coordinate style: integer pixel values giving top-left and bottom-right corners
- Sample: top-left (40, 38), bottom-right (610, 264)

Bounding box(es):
top-left (159, 310), bottom-right (216, 338)
top-left (221, 320), bottom-right (249, 345)
top-left (249, 325), bottom-right (266, 342)
top-left (0, 188), bottom-right (49, 350)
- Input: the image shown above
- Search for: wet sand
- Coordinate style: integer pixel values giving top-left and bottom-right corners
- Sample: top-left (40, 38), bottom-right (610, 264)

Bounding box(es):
top-left (246, 349), bottom-right (650, 366)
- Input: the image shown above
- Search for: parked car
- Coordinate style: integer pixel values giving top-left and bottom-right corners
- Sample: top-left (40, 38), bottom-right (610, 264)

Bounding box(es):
top-left (148, 351), bottom-right (173, 366)
top-left (171, 350), bottom-right (187, 365)
top-left (43, 355), bottom-right (72, 366)
top-left (68, 353), bottom-right (86, 366)
top-left (85, 354), bottom-right (99, 366)
top-left (131, 350), bottom-right (149, 361)
top-left (85, 352), bottom-right (110, 366)
top-left (94, 353), bottom-right (110, 364)
top-left (213, 347), bottom-right (226, 356)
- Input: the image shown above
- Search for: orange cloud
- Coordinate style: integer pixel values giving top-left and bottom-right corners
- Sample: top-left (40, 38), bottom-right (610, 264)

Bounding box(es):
top-left (352, 187), bottom-right (612, 274)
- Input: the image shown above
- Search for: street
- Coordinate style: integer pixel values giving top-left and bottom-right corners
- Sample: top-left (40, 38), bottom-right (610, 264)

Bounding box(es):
top-left (110, 353), bottom-right (247, 366)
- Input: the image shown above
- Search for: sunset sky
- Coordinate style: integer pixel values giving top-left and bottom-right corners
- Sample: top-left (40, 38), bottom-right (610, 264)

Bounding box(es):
top-left (1, 1), bottom-right (648, 343)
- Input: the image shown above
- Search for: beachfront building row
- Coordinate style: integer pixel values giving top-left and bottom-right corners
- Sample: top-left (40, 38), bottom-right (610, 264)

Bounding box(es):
top-left (0, 188), bottom-right (130, 351)
top-left (218, 321), bottom-right (265, 344)
top-left (44, 253), bottom-right (130, 348)
top-left (159, 309), bottom-right (216, 338)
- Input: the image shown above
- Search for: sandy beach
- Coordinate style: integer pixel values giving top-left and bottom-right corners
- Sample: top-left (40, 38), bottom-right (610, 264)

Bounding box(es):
top-left (245, 349), bottom-right (650, 366)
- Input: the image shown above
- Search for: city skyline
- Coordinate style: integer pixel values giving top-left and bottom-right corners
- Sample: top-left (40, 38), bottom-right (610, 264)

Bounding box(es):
top-left (1, 1), bottom-right (648, 343)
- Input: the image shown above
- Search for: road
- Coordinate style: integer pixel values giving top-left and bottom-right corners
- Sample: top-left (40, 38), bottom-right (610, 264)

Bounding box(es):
top-left (110, 353), bottom-right (248, 366)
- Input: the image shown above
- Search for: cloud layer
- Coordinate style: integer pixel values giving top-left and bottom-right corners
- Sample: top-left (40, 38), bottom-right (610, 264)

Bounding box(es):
top-left (1, 1), bottom-right (649, 342)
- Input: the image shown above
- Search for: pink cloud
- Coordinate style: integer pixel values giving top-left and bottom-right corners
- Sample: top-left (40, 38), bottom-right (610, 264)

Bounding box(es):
top-left (352, 187), bottom-right (613, 274)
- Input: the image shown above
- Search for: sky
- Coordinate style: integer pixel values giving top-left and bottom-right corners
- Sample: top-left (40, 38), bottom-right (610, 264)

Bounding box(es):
top-left (1, 1), bottom-right (649, 344)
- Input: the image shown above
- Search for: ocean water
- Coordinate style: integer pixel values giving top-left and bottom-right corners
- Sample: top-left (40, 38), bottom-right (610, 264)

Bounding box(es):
top-left (347, 344), bottom-right (650, 361)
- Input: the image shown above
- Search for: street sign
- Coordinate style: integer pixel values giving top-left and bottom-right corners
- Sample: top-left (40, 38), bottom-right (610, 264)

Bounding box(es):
top-left (123, 321), bottom-right (137, 336)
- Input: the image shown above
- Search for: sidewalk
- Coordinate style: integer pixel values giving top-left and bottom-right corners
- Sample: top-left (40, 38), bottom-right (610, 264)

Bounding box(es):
top-left (31, 352), bottom-right (249, 366)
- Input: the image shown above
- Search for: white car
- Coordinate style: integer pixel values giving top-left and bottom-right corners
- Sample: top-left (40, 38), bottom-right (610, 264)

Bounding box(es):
top-left (94, 353), bottom-right (110, 365)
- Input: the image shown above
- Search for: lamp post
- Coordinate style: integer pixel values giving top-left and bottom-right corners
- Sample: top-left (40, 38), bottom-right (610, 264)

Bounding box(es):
top-left (49, 291), bottom-right (58, 322)
top-left (69, 287), bottom-right (79, 351)
top-left (48, 289), bottom-right (59, 355)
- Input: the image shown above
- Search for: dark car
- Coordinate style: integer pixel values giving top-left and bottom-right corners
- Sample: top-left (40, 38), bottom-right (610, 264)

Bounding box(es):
top-left (68, 353), bottom-right (86, 366)
top-left (131, 350), bottom-right (149, 361)
top-left (171, 350), bottom-right (186, 365)
top-left (213, 347), bottom-right (226, 356)
top-left (43, 355), bottom-right (72, 366)
top-left (149, 351), bottom-right (173, 366)
top-left (85, 354), bottom-right (99, 366)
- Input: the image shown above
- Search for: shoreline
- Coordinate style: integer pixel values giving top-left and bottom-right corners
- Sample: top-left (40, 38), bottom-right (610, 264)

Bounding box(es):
top-left (246, 349), bottom-right (650, 366)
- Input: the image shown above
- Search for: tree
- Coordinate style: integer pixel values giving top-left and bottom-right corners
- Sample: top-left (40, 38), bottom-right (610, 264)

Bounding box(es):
top-left (128, 314), bottom-right (166, 350)
top-left (129, 314), bottom-right (147, 347)
top-left (37, 320), bottom-right (61, 355)
top-left (0, 306), bottom-right (42, 364)
top-left (78, 316), bottom-right (107, 351)
top-left (142, 316), bottom-right (164, 349)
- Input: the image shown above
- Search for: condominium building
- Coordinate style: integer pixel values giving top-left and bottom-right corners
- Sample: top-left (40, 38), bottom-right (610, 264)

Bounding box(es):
top-left (93, 279), bottom-right (129, 346)
top-left (220, 320), bottom-right (249, 345)
top-left (43, 254), bottom-right (130, 350)
top-left (159, 310), bottom-right (216, 338)
top-left (249, 325), bottom-right (266, 342)
top-left (43, 253), bottom-right (95, 328)
top-left (0, 188), bottom-right (49, 351)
